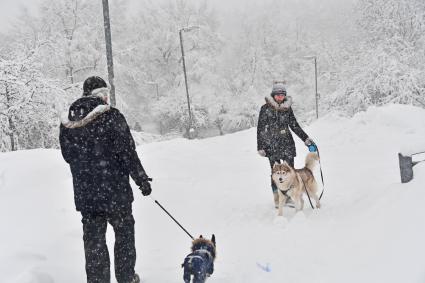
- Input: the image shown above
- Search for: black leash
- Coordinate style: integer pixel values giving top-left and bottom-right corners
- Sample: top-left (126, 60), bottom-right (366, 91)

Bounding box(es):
top-left (149, 196), bottom-right (194, 240)
top-left (300, 144), bottom-right (326, 209)
top-left (300, 177), bottom-right (315, 209)
top-left (316, 146), bottom-right (325, 200)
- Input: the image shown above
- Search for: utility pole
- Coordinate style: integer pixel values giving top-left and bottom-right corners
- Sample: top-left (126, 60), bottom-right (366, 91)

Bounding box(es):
top-left (102, 0), bottom-right (116, 107)
top-left (179, 26), bottom-right (199, 139)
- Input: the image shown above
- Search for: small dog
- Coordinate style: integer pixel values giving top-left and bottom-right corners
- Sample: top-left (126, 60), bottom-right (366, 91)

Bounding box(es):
top-left (272, 152), bottom-right (321, 216)
top-left (182, 235), bottom-right (216, 283)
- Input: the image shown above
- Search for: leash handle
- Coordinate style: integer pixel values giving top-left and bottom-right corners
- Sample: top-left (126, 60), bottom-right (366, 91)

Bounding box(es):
top-left (150, 196), bottom-right (194, 240)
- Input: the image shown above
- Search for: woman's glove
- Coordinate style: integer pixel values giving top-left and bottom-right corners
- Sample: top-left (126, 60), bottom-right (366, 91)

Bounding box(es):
top-left (258, 149), bottom-right (267, 157)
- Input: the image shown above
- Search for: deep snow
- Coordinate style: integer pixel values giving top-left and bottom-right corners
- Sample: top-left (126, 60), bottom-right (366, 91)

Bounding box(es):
top-left (1, 104), bottom-right (425, 283)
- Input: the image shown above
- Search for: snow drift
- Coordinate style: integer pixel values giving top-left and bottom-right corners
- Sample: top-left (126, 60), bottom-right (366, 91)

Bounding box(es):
top-left (1, 104), bottom-right (425, 283)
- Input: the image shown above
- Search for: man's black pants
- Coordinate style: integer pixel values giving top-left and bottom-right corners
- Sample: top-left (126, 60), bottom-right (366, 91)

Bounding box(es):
top-left (81, 209), bottom-right (136, 283)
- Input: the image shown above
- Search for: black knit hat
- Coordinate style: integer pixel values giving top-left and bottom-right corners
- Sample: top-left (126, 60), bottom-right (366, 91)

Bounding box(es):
top-left (83, 76), bottom-right (107, 96)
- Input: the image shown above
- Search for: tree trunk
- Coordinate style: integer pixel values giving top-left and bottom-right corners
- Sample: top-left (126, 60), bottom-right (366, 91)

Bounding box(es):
top-left (8, 117), bottom-right (16, 151)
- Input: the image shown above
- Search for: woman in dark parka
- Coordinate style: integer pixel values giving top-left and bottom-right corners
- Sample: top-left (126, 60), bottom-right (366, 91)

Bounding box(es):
top-left (257, 82), bottom-right (314, 207)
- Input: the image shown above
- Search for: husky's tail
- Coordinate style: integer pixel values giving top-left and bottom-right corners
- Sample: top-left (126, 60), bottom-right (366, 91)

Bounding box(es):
top-left (305, 152), bottom-right (319, 171)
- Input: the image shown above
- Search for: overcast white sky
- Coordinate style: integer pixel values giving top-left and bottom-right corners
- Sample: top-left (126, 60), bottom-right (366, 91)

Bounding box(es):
top-left (0, 0), bottom-right (38, 31)
top-left (0, 0), bottom-right (248, 32)
top-left (0, 0), bottom-right (356, 34)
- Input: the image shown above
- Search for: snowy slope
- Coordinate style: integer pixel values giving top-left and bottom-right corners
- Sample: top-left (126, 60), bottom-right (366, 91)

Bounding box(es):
top-left (1, 104), bottom-right (425, 283)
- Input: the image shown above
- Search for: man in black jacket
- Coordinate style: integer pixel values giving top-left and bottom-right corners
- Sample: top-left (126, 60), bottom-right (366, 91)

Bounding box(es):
top-left (257, 82), bottom-right (314, 208)
top-left (59, 76), bottom-right (151, 283)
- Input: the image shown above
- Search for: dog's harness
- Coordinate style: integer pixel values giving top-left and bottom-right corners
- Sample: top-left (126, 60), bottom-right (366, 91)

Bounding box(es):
top-left (185, 249), bottom-right (212, 263)
top-left (279, 186), bottom-right (293, 197)
top-left (278, 176), bottom-right (315, 209)
top-left (194, 249), bottom-right (212, 258)
top-left (283, 169), bottom-right (316, 209)
top-left (183, 249), bottom-right (213, 275)
top-left (278, 178), bottom-right (295, 197)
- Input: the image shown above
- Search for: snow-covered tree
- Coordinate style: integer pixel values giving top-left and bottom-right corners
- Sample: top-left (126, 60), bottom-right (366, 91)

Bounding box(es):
top-left (2, 0), bottom-right (422, 147)
top-left (326, 0), bottom-right (425, 115)
top-left (0, 48), bottom-right (60, 151)
top-left (121, 0), bottom-right (223, 134)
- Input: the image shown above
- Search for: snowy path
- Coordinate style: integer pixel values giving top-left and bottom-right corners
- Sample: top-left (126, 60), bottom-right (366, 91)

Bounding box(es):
top-left (1, 104), bottom-right (425, 283)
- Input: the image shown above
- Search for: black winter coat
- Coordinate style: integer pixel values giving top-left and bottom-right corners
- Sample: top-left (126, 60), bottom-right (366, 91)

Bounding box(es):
top-left (257, 96), bottom-right (309, 159)
top-left (59, 96), bottom-right (149, 213)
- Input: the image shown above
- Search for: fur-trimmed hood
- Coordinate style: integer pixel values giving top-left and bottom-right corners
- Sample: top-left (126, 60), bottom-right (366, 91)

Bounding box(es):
top-left (191, 237), bottom-right (216, 259)
top-left (265, 95), bottom-right (293, 111)
top-left (61, 88), bottom-right (111, 129)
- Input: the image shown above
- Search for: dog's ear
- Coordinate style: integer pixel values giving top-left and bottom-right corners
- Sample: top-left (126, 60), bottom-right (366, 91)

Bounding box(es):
top-left (282, 160), bottom-right (289, 166)
top-left (273, 161), bottom-right (279, 166)
top-left (211, 234), bottom-right (216, 246)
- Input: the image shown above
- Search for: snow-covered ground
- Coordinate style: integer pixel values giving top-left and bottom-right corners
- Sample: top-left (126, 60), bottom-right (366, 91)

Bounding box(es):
top-left (131, 130), bottom-right (180, 146)
top-left (1, 104), bottom-right (425, 283)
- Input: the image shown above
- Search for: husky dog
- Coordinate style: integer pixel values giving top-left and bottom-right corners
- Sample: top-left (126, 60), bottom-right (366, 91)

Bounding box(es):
top-left (272, 152), bottom-right (321, 216)
top-left (182, 235), bottom-right (216, 283)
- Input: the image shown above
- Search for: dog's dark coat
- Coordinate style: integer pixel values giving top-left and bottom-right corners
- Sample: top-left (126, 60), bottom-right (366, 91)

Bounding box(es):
top-left (182, 235), bottom-right (216, 283)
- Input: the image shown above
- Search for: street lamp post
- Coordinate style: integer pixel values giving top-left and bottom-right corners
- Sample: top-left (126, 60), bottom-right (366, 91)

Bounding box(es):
top-left (179, 26), bottom-right (199, 138)
top-left (303, 56), bottom-right (319, 119)
top-left (102, 0), bottom-right (116, 107)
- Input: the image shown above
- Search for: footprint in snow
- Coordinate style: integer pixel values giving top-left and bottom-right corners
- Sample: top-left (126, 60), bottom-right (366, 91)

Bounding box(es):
top-left (273, 216), bottom-right (289, 228)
